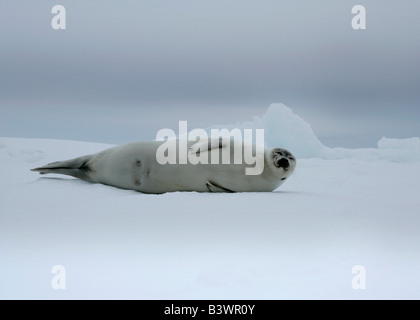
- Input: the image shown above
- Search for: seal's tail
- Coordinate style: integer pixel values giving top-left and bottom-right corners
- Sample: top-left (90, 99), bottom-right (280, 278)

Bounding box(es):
top-left (31, 154), bottom-right (93, 180)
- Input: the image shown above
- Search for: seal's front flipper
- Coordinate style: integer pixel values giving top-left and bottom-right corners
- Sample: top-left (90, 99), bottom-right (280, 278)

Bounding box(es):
top-left (206, 180), bottom-right (234, 193)
top-left (189, 138), bottom-right (225, 155)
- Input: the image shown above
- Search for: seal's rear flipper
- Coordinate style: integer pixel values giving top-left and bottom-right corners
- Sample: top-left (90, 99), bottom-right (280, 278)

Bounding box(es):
top-left (206, 181), bottom-right (234, 193)
top-left (31, 154), bottom-right (93, 180)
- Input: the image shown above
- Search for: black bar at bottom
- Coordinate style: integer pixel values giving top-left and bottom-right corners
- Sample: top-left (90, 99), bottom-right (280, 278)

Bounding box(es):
top-left (0, 299), bottom-right (360, 318)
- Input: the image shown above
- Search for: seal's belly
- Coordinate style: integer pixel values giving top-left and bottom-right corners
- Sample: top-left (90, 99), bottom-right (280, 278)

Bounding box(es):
top-left (139, 162), bottom-right (271, 193)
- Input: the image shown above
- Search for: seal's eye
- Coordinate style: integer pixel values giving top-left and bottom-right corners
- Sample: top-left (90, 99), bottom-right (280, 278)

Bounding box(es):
top-left (283, 150), bottom-right (292, 158)
top-left (275, 158), bottom-right (290, 169)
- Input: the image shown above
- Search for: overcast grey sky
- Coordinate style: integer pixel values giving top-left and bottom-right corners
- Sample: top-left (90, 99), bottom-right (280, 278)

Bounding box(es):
top-left (0, 0), bottom-right (419, 147)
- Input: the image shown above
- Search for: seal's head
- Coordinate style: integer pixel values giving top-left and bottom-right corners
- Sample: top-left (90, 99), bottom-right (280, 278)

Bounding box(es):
top-left (268, 148), bottom-right (296, 181)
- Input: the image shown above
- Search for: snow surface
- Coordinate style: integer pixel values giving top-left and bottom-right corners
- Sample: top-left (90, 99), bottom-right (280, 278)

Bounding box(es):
top-left (1, 104), bottom-right (420, 299)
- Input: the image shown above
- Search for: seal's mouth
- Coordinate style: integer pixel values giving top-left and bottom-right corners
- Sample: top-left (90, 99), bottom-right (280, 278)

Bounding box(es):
top-left (275, 157), bottom-right (290, 169)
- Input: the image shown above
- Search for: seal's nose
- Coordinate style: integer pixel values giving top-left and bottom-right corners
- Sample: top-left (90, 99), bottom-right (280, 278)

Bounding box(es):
top-left (276, 158), bottom-right (290, 169)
